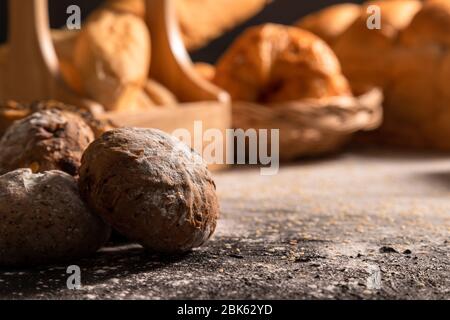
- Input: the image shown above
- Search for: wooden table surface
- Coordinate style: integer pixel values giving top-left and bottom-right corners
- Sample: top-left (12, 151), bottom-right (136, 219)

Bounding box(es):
top-left (0, 148), bottom-right (449, 299)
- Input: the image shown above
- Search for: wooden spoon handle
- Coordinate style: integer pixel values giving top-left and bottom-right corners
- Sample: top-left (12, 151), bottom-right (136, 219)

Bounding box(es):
top-left (146, 0), bottom-right (230, 104)
top-left (6, 0), bottom-right (58, 101)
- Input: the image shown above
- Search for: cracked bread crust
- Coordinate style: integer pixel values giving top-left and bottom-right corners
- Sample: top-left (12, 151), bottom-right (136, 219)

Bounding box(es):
top-left (0, 169), bottom-right (110, 267)
top-left (78, 128), bottom-right (219, 253)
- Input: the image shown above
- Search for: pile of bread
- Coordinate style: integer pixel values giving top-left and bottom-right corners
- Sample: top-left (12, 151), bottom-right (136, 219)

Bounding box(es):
top-left (296, 0), bottom-right (450, 149)
top-left (207, 14), bottom-right (384, 159)
top-left (0, 0), bottom-right (269, 112)
top-left (0, 101), bottom-right (219, 267)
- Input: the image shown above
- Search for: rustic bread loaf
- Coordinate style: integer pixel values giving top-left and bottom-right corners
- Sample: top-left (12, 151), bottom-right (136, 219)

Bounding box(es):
top-left (78, 128), bottom-right (219, 253)
top-left (0, 109), bottom-right (94, 176)
top-left (0, 169), bottom-right (110, 267)
top-left (74, 8), bottom-right (151, 111)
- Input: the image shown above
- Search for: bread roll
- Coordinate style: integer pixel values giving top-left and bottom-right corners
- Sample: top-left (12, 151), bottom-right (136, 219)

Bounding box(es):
top-left (333, 0), bottom-right (422, 94)
top-left (214, 24), bottom-right (351, 104)
top-left (296, 3), bottom-right (361, 45)
top-left (74, 9), bottom-right (151, 111)
top-left (0, 109), bottom-right (95, 176)
top-left (79, 128), bottom-right (219, 253)
top-left (0, 169), bottom-right (110, 267)
top-left (194, 62), bottom-right (216, 82)
top-left (143, 79), bottom-right (178, 107)
top-left (381, 0), bottom-right (450, 149)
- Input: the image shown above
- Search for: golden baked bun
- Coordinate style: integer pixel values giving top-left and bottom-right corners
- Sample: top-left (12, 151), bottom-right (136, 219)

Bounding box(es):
top-left (296, 3), bottom-right (361, 45)
top-left (175, 0), bottom-right (269, 51)
top-left (74, 9), bottom-right (151, 111)
top-left (194, 62), bottom-right (217, 82)
top-left (214, 24), bottom-right (351, 104)
top-left (381, 0), bottom-right (450, 149)
top-left (333, 0), bottom-right (422, 94)
top-left (143, 79), bottom-right (178, 107)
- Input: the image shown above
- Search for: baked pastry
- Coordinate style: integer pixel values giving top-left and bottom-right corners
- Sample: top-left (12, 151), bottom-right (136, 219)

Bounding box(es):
top-left (333, 0), bottom-right (422, 94)
top-left (194, 62), bottom-right (216, 82)
top-left (78, 128), bottom-right (219, 253)
top-left (0, 100), bottom-right (115, 139)
top-left (175, 0), bottom-right (269, 51)
top-left (380, 0), bottom-right (450, 149)
top-left (214, 24), bottom-right (351, 103)
top-left (296, 3), bottom-right (361, 45)
top-left (0, 169), bottom-right (110, 267)
top-left (74, 8), bottom-right (151, 111)
top-left (51, 29), bottom-right (83, 94)
top-left (0, 109), bottom-right (95, 176)
top-left (143, 79), bottom-right (178, 107)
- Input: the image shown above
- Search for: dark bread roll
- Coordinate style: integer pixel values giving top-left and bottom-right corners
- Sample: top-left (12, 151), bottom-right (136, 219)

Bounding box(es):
top-left (0, 169), bottom-right (110, 267)
top-left (0, 109), bottom-right (95, 176)
top-left (78, 128), bottom-right (219, 253)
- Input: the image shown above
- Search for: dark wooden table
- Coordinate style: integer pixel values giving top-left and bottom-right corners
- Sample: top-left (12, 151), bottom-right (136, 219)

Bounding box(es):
top-left (0, 149), bottom-right (449, 299)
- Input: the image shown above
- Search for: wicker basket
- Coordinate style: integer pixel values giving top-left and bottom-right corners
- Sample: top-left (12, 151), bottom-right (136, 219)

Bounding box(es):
top-left (232, 89), bottom-right (383, 161)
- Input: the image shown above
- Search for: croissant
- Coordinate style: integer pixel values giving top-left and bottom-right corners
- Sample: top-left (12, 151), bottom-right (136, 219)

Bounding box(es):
top-left (214, 24), bottom-right (351, 104)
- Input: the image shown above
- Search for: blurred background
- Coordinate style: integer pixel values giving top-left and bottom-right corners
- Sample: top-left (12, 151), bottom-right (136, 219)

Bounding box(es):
top-left (0, 0), bottom-right (364, 62)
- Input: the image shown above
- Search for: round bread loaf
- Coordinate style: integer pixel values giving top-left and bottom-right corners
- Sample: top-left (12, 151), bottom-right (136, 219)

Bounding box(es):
top-left (214, 24), bottom-right (351, 104)
top-left (0, 109), bottom-right (95, 176)
top-left (74, 9), bottom-right (151, 111)
top-left (78, 128), bottom-right (219, 253)
top-left (296, 3), bottom-right (361, 45)
top-left (0, 169), bottom-right (110, 267)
